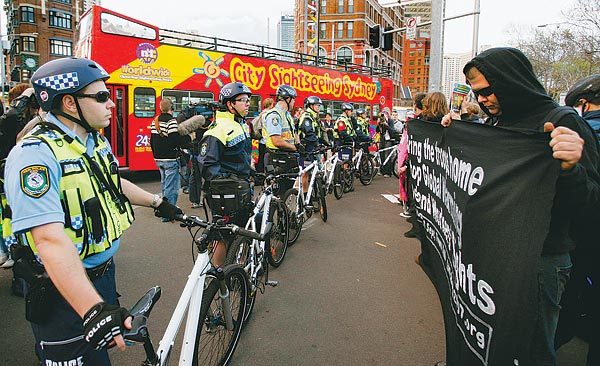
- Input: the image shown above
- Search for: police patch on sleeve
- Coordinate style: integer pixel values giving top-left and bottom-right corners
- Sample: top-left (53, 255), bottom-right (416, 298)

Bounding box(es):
top-left (271, 117), bottom-right (280, 126)
top-left (20, 165), bottom-right (51, 198)
top-left (200, 143), bottom-right (208, 157)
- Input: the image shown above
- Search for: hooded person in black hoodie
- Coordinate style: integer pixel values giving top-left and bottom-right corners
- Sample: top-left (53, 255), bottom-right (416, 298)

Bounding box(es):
top-left (455, 47), bottom-right (600, 365)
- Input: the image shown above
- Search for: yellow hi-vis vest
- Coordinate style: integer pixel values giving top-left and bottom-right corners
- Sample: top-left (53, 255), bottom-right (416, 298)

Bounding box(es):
top-left (15, 123), bottom-right (134, 260)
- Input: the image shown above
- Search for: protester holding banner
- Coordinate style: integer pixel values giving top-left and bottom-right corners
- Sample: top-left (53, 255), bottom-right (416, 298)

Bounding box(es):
top-left (431, 47), bottom-right (600, 365)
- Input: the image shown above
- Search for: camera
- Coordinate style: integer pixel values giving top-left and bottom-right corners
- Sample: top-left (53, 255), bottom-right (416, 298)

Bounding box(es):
top-left (179, 101), bottom-right (218, 121)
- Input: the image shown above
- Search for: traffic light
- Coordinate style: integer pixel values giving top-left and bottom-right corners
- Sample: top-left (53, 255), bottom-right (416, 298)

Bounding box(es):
top-left (368, 25), bottom-right (380, 48)
top-left (382, 26), bottom-right (393, 51)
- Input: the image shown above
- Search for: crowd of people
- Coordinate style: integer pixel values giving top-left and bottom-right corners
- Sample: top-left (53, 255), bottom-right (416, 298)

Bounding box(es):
top-left (0, 48), bottom-right (598, 365)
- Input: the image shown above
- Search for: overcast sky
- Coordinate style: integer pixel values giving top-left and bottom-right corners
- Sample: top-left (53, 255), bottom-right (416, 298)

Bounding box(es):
top-left (0, 0), bottom-right (575, 54)
top-left (97, 0), bottom-right (574, 54)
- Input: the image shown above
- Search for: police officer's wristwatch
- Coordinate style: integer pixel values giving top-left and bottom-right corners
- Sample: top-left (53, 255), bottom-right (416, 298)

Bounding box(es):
top-left (150, 194), bottom-right (161, 208)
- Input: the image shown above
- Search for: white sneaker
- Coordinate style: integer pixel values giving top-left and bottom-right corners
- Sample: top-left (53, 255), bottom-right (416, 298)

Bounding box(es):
top-left (1, 258), bottom-right (14, 269)
top-left (0, 253), bottom-right (8, 266)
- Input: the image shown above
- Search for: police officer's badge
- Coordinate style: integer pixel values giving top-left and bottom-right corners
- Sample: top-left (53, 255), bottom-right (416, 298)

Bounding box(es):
top-left (200, 143), bottom-right (208, 157)
top-left (20, 165), bottom-right (50, 198)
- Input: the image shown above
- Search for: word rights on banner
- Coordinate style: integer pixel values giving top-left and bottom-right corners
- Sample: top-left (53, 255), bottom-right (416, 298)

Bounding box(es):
top-left (409, 136), bottom-right (495, 364)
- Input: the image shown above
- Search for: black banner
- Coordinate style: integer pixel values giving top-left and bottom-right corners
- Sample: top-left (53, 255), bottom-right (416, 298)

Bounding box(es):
top-left (407, 120), bottom-right (560, 365)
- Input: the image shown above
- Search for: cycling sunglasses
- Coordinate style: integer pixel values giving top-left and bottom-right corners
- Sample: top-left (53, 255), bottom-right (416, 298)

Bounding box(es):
top-left (75, 90), bottom-right (111, 103)
top-left (472, 86), bottom-right (494, 98)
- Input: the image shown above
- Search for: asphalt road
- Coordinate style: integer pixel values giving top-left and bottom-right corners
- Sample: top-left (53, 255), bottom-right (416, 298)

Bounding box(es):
top-left (0, 172), bottom-right (587, 365)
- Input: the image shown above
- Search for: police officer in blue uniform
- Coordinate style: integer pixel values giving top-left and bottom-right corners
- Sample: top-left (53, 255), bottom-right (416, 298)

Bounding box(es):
top-left (198, 81), bottom-right (253, 267)
top-left (4, 57), bottom-right (181, 365)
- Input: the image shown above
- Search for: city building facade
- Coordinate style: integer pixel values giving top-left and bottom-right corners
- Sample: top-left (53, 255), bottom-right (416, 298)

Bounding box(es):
top-left (294, 0), bottom-right (407, 106)
top-left (441, 51), bottom-right (472, 100)
top-left (2, 0), bottom-right (95, 87)
top-left (277, 14), bottom-right (295, 55)
top-left (401, 36), bottom-right (430, 95)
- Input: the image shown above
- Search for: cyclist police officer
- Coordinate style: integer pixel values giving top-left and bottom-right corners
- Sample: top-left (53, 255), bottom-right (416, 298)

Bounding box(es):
top-left (263, 85), bottom-right (304, 195)
top-left (197, 81), bottom-right (253, 267)
top-left (4, 57), bottom-right (181, 365)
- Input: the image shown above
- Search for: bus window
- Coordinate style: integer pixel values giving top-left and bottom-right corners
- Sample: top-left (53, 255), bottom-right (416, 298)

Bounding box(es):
top-left (134, 87), bottom-right (156, 118)
top-left (249, 95), bottom-right (261, 118)
top-left (163, 89), bottom-right (213, 115)
top-left (100, 12), bottom-right (156, 40)
top-left (373, 104), bottom-right (381, 117)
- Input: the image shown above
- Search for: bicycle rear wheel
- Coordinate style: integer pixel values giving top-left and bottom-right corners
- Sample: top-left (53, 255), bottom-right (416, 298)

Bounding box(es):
top-left (283, 188), bottom-right (303, 245)
top-left (392, 155), bottom-right (400, 178)
top-left (315, 175), bottom-right (328, 222)
top-left (266, 200), bottom-right (289, 267)
top-left (359, 154), bottom-right (375, 185)
top-left (194, 265), bottom-right (248, 366)
top-left (333, 163), bottom-right (345, 199)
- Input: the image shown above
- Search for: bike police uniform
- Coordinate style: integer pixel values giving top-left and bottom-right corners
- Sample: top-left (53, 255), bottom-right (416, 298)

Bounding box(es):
top-left (299, 107), bottom-right (323, 162)
top-left (4, 113), bottom-right (133, 365)
top-left (198, 109), bottom-right (252, 225)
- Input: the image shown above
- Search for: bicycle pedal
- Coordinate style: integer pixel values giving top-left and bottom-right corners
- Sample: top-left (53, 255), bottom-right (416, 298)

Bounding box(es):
top-left (266, 280), bottom-right (279, 287)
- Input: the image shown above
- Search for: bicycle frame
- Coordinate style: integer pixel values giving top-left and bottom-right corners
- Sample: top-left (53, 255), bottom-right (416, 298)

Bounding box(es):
top-left (322, 148), bottom-right (341, 192)
top-left (293, 159), bottom-right (320, 212)
top-left (241, 185), bottom-right (275, 283)
top-left (371, 143), bottom-right (398, 169)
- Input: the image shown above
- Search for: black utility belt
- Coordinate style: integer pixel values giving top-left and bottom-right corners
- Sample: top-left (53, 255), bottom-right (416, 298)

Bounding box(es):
top-left (86, 257), bottom-right (113, 281)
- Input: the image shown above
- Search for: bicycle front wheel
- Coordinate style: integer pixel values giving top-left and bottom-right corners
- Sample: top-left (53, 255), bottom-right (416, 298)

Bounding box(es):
top-left (266, 200), bottom-right (289, 267)
top-left (359, 154), bottom-right (375, 186)
top-left (194, 265), bottom-right (249, 366)
top-left (283, 188), bottom-right (303, 245)
top-left (316, 175), bottom-right (328, 222)
top-left (342, 160), bottom-right (354, 193)
top-left (225, 237), bottom-right (261, 323)
top-left (333, 163), bottom-right (345, 199)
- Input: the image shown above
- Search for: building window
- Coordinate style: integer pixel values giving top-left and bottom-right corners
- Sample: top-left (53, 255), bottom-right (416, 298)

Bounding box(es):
top-left (11, 38), bottom-right (20, 55)
top-left (50, 39), bottom-right (73, 56)
top-left (321, 0), bottom-right (326, 13)
top-left (347, 22), bottom-right (353, 38)
top-left (338, 0), bottom-right (344, 13)
top-left (20, 6), bottom-right (35, 23)
top-left (337, 22), bottom-right (343, 39)
top-left (53, 0), bottom-right (72, 3)
top-left (320, 23), bottom-right (326, 39)
top-left (11, 9), bottom-right (18, 27)
top-left (22, 36), bottom-right (36, 52)
top-left (348, 0), bottom-right (354, 12)
top-left (49, 10), bottom-right (72, 29)
top-left (337, 46), bottom-right (352, 65)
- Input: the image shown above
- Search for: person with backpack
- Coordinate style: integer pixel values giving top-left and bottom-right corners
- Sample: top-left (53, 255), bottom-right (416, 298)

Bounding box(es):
top-left (251, 97), bottom-right (274, 176)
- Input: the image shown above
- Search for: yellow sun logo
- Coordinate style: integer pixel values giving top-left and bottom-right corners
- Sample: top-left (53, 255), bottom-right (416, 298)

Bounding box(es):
top-left (193, 52), bottom-right (230, 88)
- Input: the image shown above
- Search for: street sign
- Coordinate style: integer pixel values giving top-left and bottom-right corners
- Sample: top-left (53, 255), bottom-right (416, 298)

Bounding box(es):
top-left (406, 17), bottom-right (417, 40)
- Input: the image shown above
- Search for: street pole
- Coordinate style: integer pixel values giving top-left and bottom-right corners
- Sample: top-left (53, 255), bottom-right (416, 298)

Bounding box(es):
top-left (472, 0), bottom-right (480, 57)
top-left (428, 0), bottom-right (445, 92)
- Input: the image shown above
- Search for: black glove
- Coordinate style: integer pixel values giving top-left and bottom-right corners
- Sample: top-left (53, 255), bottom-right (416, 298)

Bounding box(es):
top-left (154, 198), bottom-right (183, 220)
top-left (82, 302), bottom-right (131, 350)
top-left (295, 142), bottom-right (306, 154)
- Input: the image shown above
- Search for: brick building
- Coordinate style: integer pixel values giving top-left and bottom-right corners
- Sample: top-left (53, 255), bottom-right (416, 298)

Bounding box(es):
top-left (2, 0), bottom-right (93, 86)
top-left (401, 36), bottom-right (430, 95)
top-left (294, 0), bottom-right (407, 106)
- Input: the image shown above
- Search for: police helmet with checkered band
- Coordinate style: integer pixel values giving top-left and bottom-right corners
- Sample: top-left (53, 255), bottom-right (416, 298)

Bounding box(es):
top-left (341, 102), bottom-right (354, 111)
top-left (304, 95), bottom-right (322, 108)
top-left (31, 57), bottom-right (110, 112)
top-left (218, 81), bottom-right (252, 105)
top-left (275, 85), bottom-right (297, 100)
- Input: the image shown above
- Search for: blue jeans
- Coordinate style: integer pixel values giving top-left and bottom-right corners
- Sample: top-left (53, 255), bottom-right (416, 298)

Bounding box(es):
top-left (156, 159), bottom-right (180, 208)
top-left (532, 253), bottom-right (572, 365)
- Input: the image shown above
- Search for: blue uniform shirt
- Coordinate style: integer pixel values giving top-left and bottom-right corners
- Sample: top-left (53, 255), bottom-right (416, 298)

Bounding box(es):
top-left (5, 113), bottom-right (120, 268)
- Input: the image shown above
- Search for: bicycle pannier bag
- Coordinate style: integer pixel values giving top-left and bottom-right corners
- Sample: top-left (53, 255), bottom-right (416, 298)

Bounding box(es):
top-left (269, 151), bottom-right (299, 174)
top-left (207, 178), bottom-right (251, 217)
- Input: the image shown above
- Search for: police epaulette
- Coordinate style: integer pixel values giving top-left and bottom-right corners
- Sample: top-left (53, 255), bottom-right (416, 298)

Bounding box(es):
top-left (30, 122), bottom-right (75, 144)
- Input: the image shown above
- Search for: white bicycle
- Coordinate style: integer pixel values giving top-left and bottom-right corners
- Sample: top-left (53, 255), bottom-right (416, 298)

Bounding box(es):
top-left (371, 141), bottom-right (400, 179)
top-left (320, 145), bottom-right (346, 199)
top-left (123, 213), bottom-right (263, 366)
top-left (225, 172), bottom-right (289, 323)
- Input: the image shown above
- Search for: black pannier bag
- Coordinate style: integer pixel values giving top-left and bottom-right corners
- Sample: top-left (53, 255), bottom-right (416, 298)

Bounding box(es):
top-left (269, 150), bottom-right (299, 175)
top-left (206, 177), bottom-right (251, 217)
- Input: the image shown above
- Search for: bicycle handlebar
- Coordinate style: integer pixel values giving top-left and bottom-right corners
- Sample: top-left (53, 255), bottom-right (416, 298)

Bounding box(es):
top-left (175, 214), bottom-right (266, 241)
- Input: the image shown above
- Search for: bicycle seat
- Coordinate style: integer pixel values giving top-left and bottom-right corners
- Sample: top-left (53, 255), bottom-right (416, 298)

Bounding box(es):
top-left (124, 286), bottom-right (161, 343)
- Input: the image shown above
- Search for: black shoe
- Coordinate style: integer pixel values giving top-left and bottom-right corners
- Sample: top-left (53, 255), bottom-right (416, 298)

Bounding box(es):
top-left (404, 230), bottom-right (417, 238)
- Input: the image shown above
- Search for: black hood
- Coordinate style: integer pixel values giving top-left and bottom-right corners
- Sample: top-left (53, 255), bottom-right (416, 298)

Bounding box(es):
top-left (463, 47), bottom-right (557, 127)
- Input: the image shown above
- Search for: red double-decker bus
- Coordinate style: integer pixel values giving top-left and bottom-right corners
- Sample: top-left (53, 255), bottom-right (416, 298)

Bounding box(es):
top-left (75, 5), bottom-right (394, 171)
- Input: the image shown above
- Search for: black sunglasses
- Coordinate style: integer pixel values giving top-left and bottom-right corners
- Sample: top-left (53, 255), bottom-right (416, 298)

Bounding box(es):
top-left (75, 90), bottom-right (111, 103)
top-left (472, 86), bottom-right (494, 98)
